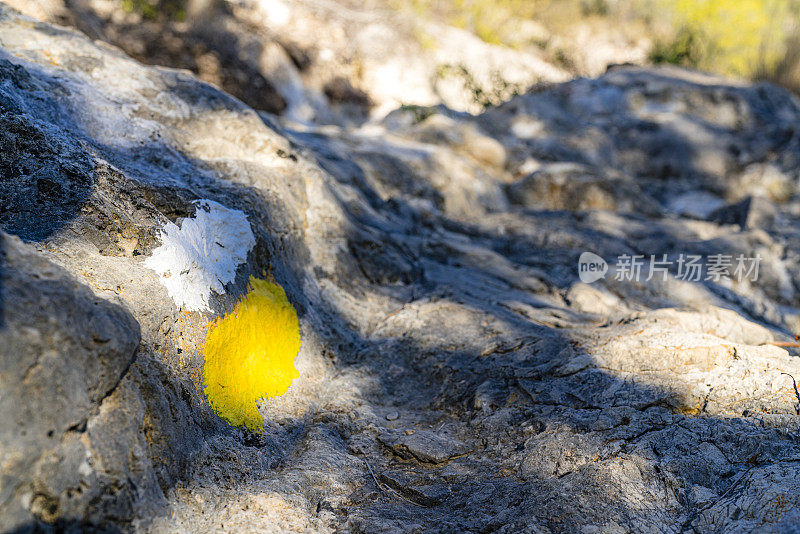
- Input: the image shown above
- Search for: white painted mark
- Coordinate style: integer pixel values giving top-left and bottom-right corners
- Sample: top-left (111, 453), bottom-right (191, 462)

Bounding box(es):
top-left (145, 199), bottom-right (255, 312)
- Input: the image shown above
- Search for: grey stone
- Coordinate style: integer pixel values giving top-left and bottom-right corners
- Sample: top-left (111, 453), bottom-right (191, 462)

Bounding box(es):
top-left (378, 430), bottom-right (469, 464)
top-left (2, 4), bottom-right (800, 533)
top-left (378, 470), bottom-right (450, 506)
top-left (0, 232), bottom-right (139, 530)
top-left (507, 162), bottom-right (660, 215)
top-left (708, 195), bottom-right (777, 229)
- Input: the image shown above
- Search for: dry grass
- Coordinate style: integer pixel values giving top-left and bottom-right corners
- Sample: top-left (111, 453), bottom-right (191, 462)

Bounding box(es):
top-left (391, 0), bottom-right (800, 95)
top-left (651, 1), bottom-right (800, 80)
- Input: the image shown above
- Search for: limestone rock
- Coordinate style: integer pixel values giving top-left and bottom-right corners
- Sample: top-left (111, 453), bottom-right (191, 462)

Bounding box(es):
top-left (3, 3), bottom-right (800, 533)
top-left (0, 232), bottom-right (140, 530)
top-left (378, 429), bottom-right (468, 464)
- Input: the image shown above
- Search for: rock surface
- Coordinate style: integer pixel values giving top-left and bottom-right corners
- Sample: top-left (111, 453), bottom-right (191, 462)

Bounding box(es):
top-left (3, 3), bottom-right (800, 533)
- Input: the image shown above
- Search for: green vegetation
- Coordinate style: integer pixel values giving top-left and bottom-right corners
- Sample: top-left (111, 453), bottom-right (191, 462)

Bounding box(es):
top-left (392, 0), bottom-right (800, 94)
top-left (121, 0), bottom-right (188, 20)
top-left (651, 0), bottom-right (799, 80)
top-left (120, 0), bottom-right (800, 95)
top-left (436, 64), bottom-right (525, 109)
top-left (391, 0), bottom-right (616, 50)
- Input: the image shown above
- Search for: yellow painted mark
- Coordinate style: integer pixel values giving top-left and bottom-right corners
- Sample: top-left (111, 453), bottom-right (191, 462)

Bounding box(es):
top-left (203, 277), bottom-right (301, 432)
